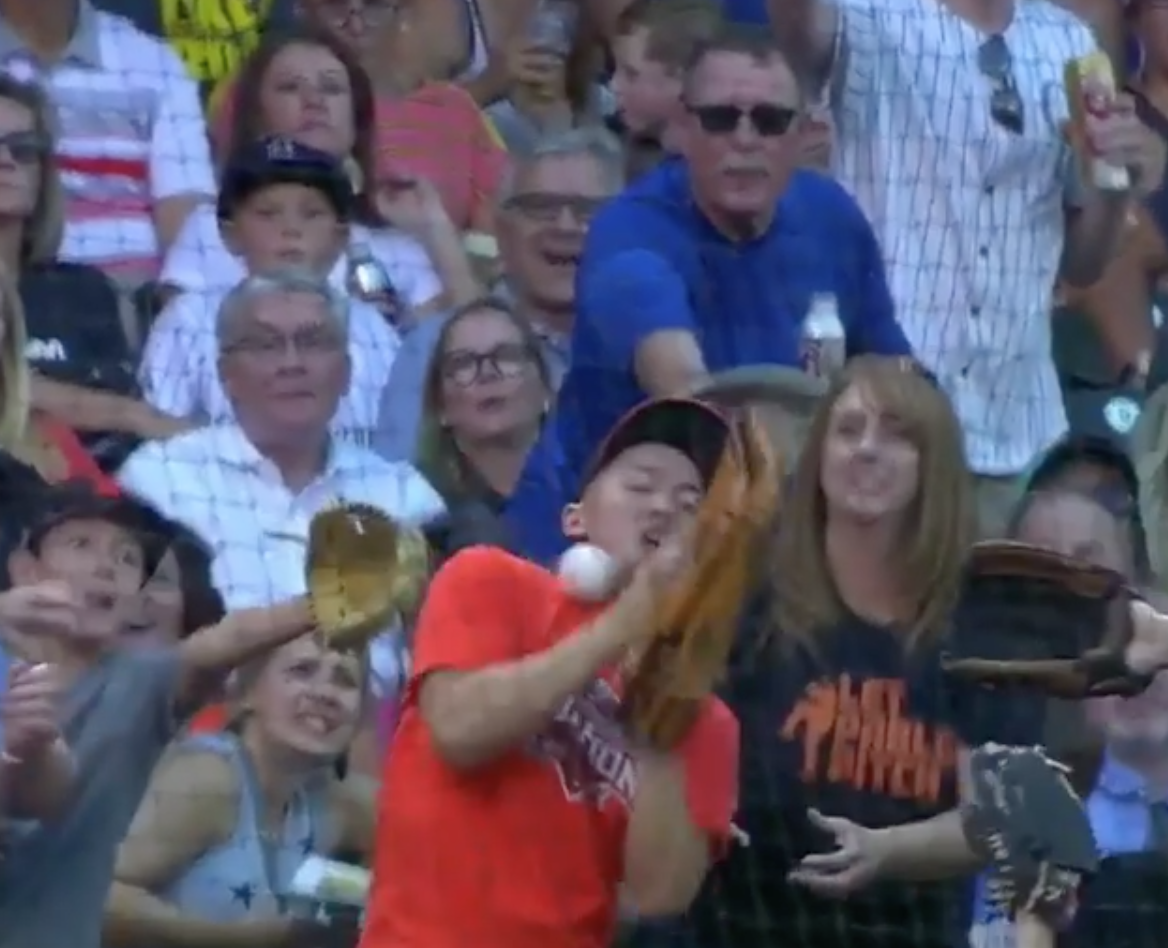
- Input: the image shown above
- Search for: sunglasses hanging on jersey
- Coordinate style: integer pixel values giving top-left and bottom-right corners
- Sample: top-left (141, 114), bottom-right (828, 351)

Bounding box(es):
top-left (686, 103), bottom-right (800, 137)
top-left (978, 35), bottom-right (1025, 135)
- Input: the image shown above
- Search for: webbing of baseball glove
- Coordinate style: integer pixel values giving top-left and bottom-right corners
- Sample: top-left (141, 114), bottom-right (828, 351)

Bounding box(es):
top-left (305, 503), bottom-right (430, 648)
top-left (620, 408), bottom-right (781, 749)
top-left (962, 744), bottom-right (1098, 931)
top-left (940, 541), bottom-right (1153, 699)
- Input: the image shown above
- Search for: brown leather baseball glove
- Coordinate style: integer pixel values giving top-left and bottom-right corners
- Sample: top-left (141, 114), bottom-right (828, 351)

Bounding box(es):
top-left (306, 503), bottom-right (430, 648)
top-left (941, 541), bottom-right (1153, 699)
top-left (620, 407), bottom-right (781, 749)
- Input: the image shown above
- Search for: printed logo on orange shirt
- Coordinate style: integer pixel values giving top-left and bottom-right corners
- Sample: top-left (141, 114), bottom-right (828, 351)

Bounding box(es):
top-left (529, 679), bottom-right (636, 807)
top-left (781, 674), bottom-right (957, 805)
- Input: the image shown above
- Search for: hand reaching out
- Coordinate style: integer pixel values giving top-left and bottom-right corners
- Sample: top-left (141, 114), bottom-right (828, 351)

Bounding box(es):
top-left (786, 809), bottom-right (889, 897)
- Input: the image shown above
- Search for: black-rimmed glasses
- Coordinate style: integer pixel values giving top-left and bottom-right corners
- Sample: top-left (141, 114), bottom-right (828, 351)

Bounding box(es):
top-left (441, 343), bottom-right (536, 387)
top-left (686, 103), bottom-right (799, 138)
top-left (503, 192), bottom-right (604, 224)
top-left (978, 35), bottom-right (1025, 135)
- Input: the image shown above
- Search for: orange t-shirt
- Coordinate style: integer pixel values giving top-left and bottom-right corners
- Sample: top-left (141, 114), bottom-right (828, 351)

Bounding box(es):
top-left (360, 547), bottom-right (739, 948)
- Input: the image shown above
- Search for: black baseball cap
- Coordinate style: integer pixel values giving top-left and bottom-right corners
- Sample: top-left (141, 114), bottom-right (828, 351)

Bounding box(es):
top-left (217, 136), bottom-right (354, 222)
top-left (579, 397), bottom-right (732, 496)
top-left (22, 482), bottom-right (173, 576)
top-left (1019, 433), bottom-right (1150, 577)
top-left (1023, 434), bottom-right (1139, 509)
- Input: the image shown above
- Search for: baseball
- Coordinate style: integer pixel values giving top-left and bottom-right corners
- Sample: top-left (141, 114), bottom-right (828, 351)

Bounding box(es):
top-left (557, 543), bottom-right (620, 601)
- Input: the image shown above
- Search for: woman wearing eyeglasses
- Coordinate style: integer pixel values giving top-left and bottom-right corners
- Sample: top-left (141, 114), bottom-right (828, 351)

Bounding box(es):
top-left (415, 297), bottom-right (552, 536)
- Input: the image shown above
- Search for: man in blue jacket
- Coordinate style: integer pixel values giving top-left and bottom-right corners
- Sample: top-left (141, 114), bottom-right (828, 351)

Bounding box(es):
top-left (507, 23), bottom-right (912, 562)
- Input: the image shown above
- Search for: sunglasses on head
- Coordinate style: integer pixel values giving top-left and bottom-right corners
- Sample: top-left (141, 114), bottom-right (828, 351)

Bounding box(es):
top-left (686, 102), bottom-right (799, 138)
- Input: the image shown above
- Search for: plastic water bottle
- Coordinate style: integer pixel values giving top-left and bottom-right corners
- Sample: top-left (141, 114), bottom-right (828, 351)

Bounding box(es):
top-left (800, 293), bottom-right (846, 380)
top-left (346, 243), bottom-right (403, 326)
top-left (527, 0), bottom-right (577, 57)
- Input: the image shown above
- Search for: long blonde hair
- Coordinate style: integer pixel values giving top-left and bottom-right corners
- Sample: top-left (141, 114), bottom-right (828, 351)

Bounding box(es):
top-left (770, 356), bottom-right (975, 653)
top-left (0, 260), bottom-right (29, 447)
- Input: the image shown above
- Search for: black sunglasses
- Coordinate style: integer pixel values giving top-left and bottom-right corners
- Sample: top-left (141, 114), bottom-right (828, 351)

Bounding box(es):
top-left (978, 35), bottom-right (1025, 135)
top-left (686, 103), bottom-right (799, 138)
top-left (0, 130), bottom-right (47, 165)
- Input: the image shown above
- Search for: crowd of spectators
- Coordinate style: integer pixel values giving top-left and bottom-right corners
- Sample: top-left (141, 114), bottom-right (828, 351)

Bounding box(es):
top-left (0, 0), bottom-right (1165, 946)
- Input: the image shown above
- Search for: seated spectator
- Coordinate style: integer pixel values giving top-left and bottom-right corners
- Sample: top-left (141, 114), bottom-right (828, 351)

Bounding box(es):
top-left (0, 1), bottom-right (214, 282)
top-left (373, 127), bottom-right (623, 459)
top-left (123, 510), bottom-right (224, 648)
top-left (212, 8), bottom-right (508, 240)
top-left (105, 636), bottom-right (373, 948)
top-left (0, 72), bottom-right (185, 446)
top-left (417, 297), bottom-right (551, 523)
top-left (507, 25), bottom-right (910, 562)
top-left (0, 260), bottom-right (115, 495)
top-left (486, 3), bottom-right (611, 153)
top-left (610, 0), bottom-right (725, 176)
top-left (119, 268), bottom-right (444, 609)
top-left (164, 26), bottom-right (475, 309)
top-left (971, 485), bottom-right (1168, 948)
top-left (143, 144), bottom-right (401, 446)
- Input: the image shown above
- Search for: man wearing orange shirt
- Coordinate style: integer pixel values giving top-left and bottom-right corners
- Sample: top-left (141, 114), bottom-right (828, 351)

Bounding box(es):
top-left (361, 397), bottom-right (741, 948)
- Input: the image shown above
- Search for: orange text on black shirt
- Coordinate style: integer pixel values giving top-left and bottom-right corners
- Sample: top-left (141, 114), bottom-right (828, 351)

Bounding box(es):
top-left (780, 674), bottom-right (957, 805)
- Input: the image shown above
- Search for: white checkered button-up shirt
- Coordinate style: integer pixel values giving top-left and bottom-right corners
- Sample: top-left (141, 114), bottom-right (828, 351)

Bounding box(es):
top-left (118, 425), bottom-right (445, 610)
top-left (831, 0), bottom-right (1094, 474)
top-left (139, 288), bottom-right (401, 447)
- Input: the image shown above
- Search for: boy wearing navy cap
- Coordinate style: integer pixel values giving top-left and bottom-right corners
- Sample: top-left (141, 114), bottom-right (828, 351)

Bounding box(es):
top-left (216, 135), bottom-right (355, 277)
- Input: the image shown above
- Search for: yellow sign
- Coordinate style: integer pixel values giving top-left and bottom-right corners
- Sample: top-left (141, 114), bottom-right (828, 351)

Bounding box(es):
top-left (159, 0), bottom-right (273, 98)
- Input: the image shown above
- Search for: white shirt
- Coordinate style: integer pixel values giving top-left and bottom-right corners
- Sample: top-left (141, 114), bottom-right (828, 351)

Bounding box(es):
top-left (139, 289), bottom-right (400, 445)
top-left (118, 425), bottom-right (446, 610)
top-left (831, 0), bottom-right (1093, 474)
top-left (20, 11), bottom-right (216, 274)
top-left (159, 203), bottom-right (443, 305)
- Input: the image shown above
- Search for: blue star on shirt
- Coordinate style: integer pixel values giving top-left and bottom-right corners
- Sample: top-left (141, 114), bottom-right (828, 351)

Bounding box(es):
top-left (230, 882), bottom-right (255, 909)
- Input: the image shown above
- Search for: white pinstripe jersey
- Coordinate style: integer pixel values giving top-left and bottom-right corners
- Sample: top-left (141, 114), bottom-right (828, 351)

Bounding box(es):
top-left (830, 0), bottom-right (1095, 474)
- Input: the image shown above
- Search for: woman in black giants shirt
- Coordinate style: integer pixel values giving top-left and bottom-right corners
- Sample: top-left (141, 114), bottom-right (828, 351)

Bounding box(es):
top-left (688, 356), bottom-right (1025, 948)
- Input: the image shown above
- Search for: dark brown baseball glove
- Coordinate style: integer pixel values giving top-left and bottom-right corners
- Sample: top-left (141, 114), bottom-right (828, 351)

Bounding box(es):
top-left (941, 541), bottom-right (1153, 699)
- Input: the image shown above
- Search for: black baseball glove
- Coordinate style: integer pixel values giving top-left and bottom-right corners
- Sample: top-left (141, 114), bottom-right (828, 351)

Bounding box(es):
top-left (961, 744), bottom-right (1099, 931)
top-left (941, 541), bottom-right (1153, 699)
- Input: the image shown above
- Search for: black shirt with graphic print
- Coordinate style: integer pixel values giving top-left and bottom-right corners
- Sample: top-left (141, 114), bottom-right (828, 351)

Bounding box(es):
top-left (685, 602), bottom-right (1045, 948)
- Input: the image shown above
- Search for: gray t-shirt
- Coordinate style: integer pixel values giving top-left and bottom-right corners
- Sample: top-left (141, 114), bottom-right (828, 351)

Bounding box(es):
top-left (0, 646), bottom-right (182, 948)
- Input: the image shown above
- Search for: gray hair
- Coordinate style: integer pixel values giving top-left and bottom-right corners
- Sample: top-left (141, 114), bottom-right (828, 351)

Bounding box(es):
top-left (215, 268), bottom-right (349, 345)
top-left (497, 126), bottom-right (625, 206)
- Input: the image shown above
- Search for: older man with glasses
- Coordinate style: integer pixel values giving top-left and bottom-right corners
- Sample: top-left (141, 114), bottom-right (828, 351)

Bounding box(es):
top-left (372, 126), bottom-right (624, 462)
top-left (769, 0), bottom-right (1165, 538)
top-left (506, 21), bottom-right (912, 563)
